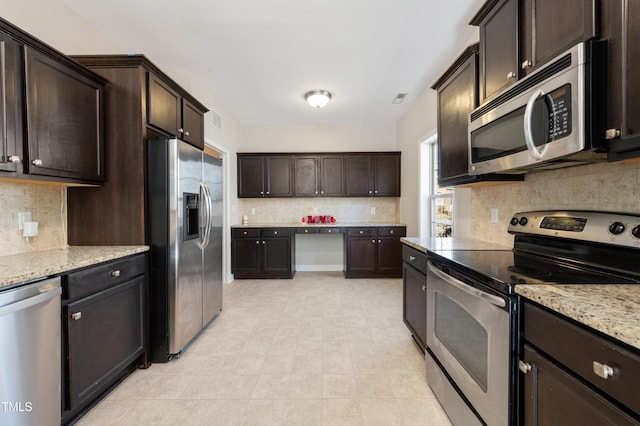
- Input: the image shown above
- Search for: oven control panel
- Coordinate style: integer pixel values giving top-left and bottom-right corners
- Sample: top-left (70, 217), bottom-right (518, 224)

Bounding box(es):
top-left (508, 211), bottom-right (640, 248)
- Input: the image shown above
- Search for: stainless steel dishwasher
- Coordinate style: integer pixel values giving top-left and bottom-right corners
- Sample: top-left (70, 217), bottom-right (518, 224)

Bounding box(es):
top-left (0, 277), bottom-right (61, 426)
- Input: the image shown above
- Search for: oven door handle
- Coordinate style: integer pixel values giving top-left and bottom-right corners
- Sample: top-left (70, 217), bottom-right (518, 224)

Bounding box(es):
top-left (427, 261), bottom-right (506, 308)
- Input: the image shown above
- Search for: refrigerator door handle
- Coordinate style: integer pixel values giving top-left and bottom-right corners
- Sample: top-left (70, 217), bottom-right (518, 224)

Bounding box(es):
top-left (199, 182), bottom-right (213, 249)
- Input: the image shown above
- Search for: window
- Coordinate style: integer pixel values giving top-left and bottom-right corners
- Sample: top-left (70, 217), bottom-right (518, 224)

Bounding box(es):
top-left (420, 135), bottom-right (454, 238)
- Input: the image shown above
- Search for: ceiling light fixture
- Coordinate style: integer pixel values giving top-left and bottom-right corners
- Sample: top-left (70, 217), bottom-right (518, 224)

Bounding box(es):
top-left (305, 90), bottom-right (332, 108)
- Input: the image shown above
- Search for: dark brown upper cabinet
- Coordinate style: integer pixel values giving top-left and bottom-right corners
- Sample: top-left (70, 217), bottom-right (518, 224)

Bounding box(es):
top-left (0, 18), bottom-right (106, 184)
top-left (148, 72), bottom-right (206, 149)
top-left (293, 154), bottom-right (344, 197)
top-left (344, 153), bottom-right (401, 197)
top-left (471, 0), bottom-right (597, 103)
top-left (431, 44), bottom-right (523, 187)
top-left (237, 154), bottom-right (293, 198)
top-left (603, 0), bottom-right (640, 160)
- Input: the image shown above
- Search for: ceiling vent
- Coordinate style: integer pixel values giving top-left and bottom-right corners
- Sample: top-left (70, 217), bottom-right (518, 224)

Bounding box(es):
top-left (392, 93), bottom-right (407, 104)
top-left (210, 109), bottom-right (222, 130)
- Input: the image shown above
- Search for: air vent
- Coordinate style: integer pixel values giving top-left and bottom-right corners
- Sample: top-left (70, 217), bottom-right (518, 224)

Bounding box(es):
top-left (210, 109), bottom-right (222, 130)
top-left (392, 93), bottom-right (407, 104)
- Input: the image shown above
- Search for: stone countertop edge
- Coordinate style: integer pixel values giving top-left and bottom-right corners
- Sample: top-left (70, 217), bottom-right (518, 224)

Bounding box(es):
top-left (232, 222), bottom-right (407, 228)
top-left (400, 237), bottom-right (512, 253)
top-left (516, 284), bottom-right (640, 351)
top-left (0, 246), bottom-right (149, 290)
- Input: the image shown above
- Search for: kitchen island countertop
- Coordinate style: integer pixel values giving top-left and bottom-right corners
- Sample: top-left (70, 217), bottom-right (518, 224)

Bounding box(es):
top-left (0, 246), bottom-right (149, 290)
top-left (401, 237), bottom-right (512, 252)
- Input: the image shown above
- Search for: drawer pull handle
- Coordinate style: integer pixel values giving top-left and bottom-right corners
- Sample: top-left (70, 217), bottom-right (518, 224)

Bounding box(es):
top-left (328, 230), bottom-right (332, 233)
top-left (359, 230), bottom-right (364, 234)
top-left (32, 159), bottom-right (43, 166)
top-left (274, 231), bottom-right (278, 235)
top-left (593, 361), bottom-right (615, 379)
top-left (243, 231), bottom-right (248, 235)
top-left (519, 361), bottom-right (531, 374)
top-left (111, 270), bottom-right (121, 278)
top-left (390, 230), bottom-right (394, 234)
top-left (71, 312), bottom-right (82, 321)
top-left (409, 255), bottom-right (416, 261)
top-left (421, 285), bottom-right (426, 291)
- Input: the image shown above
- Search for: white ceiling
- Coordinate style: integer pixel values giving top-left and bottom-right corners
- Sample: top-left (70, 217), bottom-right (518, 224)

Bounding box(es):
top-left (63, 0), bottom-right (482, 126)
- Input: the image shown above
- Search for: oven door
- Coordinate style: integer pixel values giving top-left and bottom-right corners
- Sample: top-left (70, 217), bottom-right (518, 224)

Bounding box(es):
top-left (426, 260), bottom-right (510, 426)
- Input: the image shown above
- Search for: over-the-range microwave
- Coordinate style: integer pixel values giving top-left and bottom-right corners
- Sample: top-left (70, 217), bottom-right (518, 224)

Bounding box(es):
top-left (468, 41), bottom-right (608, 175)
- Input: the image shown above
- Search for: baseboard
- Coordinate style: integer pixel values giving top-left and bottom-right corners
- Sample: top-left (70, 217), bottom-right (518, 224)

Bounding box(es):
top-left (295, 264), bottom-right (344, 272)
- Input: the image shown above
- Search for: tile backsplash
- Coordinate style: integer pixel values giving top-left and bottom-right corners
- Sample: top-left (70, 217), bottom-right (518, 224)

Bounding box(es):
top-left (470, 161), bottom-right (640, 246)
top-left (237, 197), bottom-right (399, 225)
top-left (0, 182), bottom-right (66, 256)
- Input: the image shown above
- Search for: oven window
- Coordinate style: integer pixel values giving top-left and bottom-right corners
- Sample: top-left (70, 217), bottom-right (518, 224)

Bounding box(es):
top-left (434, 293), bottom-right (488, 391)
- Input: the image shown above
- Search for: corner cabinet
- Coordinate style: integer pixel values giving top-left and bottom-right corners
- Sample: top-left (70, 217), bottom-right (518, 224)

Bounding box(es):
top-left (231, 228), bottom-right (295, 278)
top-left (344, 226), bottom-right (406, 278)
top-left (431, 44), bottom-right (522, 186)
top-left (0, 18), bottom-right (106, 184)
top-left (519, 302), bottom-right (640, 424)
top-left (61, 254), bottom-right (147, 424)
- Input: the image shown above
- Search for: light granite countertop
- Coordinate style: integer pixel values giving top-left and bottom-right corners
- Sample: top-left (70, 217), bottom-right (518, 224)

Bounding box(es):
top-left (0, 246), bottom-right (149, 290)
top-left (516, 284), bottom-right (640, 351)
top-left (232, 222), bottom-right (406, 228)
top-left (401, 237), bottom-right (512, 253)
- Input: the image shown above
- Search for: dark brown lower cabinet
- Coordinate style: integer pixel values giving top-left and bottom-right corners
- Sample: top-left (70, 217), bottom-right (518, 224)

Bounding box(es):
top-left (231, 228), bottom-right (295, 279)
top-left (62, 254), bottom-right (146, 424)
top-left (344, 226), bottom-right (406, 278)
top-left (402, 260), bottom-right (426, 352)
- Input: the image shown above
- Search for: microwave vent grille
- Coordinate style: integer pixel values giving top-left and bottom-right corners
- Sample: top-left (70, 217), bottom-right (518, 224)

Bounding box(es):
top-left (471, 53), bottom-right (573, 122)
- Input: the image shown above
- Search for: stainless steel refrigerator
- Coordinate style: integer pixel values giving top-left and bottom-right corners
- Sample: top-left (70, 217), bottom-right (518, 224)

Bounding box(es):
top-left (147, 138), bottom-right (223, 362)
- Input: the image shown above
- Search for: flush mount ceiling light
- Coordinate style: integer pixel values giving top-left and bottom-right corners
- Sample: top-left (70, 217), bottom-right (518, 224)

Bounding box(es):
top-left (305, 90), bottom-right (332, 108)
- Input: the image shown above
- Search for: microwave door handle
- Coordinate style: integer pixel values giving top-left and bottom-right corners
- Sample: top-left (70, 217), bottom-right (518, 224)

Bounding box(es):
top-left (427, 262), bottom-right (506, 308)
top-left (524, 88), bottom-right (549, 160)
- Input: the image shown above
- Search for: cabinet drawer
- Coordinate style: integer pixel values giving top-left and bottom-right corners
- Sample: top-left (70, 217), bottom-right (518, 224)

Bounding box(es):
top-left (232, 228), bottom-right (260, 238)
top-left (296, 227), bottom-right (319, 234)
top-left (318, 227), bottom-right (343, 234)
top-left (348, 227), bottom-right (376, 237)
top-left (378, 227), bottom-right (406, 237)
top-left (65, 255), bottom-right (145, 300)
top-left (524, 303), bottom-right (640, 415)
top-left (261, 228), bottom-right (292, 237)
top-left (402, 245), bottom-right (427, 274)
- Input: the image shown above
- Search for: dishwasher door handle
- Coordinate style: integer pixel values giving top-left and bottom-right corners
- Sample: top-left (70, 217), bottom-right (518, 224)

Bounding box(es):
top-left (427, 261), bottom-right (506, 308)
top-left (0, 284), bottom-right (62, 319)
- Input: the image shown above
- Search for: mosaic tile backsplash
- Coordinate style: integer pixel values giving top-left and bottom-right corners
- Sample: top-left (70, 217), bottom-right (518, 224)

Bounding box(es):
top-left (0, 182), bottom-right (67, 256)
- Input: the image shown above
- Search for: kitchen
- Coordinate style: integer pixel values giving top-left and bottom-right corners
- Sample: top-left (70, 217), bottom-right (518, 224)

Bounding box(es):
top-left (0, 0), bottom-right (639, 425)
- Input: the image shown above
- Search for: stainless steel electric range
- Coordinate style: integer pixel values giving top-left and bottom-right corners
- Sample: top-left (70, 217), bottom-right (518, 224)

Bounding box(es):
top-left (425, 211), bottom-right (640, 426)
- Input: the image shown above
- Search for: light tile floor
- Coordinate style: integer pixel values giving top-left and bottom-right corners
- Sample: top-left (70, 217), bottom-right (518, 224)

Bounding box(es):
top-left (77, 272), bottom-right (452, 425)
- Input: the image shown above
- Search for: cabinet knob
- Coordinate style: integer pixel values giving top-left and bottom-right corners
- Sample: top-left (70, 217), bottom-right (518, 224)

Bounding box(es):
top-left (374, 190), bottom-right (378, 194)
top-left (32, 159), bottom-right (43, 167)
top-left (262, 241), bottom-right (266, 244)
top-left (243, 231), bottom-right (248, 235)
top-left (519, 361), bottom-right (532, 374)
top-left (409, 255), bottom-right (416, 261)
top-left (368, 190), bottom-right (372, 194)
top-left (421, 285), bottom-right (426, 291)
top-left (71, 312), bottom-right (82, 321)
top-left (8, 155), bottom-right (20, 163)
top-left (390, 230), bottom-right (394, 234)
top-left (359, 230), bottom-right (364, 234)
top-left (110, 270), bottom-right (121, 277)
top-left (178, 128), bottom-right (184, 133)
top-left (605, 129), bottom-right (621, 140)
top-left (320, 191), bottom-right (324, 194)
top-left (328, 230), bottom-right (332, 233)
top-left (371, 239), bottom-right (376, 243)
top-left (304, 230), bottom-right (308, 233)
top-left (274, 231), bottom-right (278, 235)
top-left (593, 361), bottom-right (615, 380)
top-left (184, 131), bottom-right (190, 136)
top-left (507, 71), bottom-right (516, 79)
top-left (378, 239), bottom-right (381, 243)
top-left (266, 191), bottom-right (270, 195)
top-left (521, 60), bottom-right (532, 70)
top-left (256, 240), bottom-right (259, 244)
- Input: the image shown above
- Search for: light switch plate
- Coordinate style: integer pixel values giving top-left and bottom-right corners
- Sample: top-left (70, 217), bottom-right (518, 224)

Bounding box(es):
top-left (18, 211), bottom-right (32, 230)
top-left (490, 208), bottom-right (499, 224)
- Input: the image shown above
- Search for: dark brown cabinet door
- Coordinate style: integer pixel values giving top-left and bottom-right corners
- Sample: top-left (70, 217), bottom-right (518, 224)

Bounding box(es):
top-left (262, 238), bottom-right (292, 274)
top-left (345, 154), bottom-right (373, 196)
top-left (265, 155), bottom-right (293, 196)
top-left (345, 237), bottom-right (377, 275)
top-left (294, 155), bottom-right (319, 196)
top-left (147, 72), bottom-right (181, 137)
top-left (437, 47), bottom-right (477, 184)
top-left (478, 0), bottom-right (518, 102)
top-left (181, 99), bottom-right (204, 149)
top-left (374, 154), bottom-right (401, 196)
top-left (24, 47), bottom-right (103, 182)
top-left (403, 263), bottom-right (426, 351)
top-left (0, 31), bottom-right (23, 174)
top-left (65, 277), bottom-right (144, 410)
top-left (238, 155), bottom-right (265, 197)
top-left (319, 154), bottom-right (344, 196)
top-left (231, 237), bottom-right (261, 274)
top-left (521, 344), bottom-right (639, 426)
top-left (520, 0), bottom-right (597, 76)
top-left (377, 236), bottom-right (403, 276)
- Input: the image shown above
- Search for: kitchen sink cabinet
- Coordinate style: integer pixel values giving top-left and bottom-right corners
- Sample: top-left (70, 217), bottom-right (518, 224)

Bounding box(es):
top-left (67, 55), bottom-right (208, 246)
top-left (147, 72), bottom-right (206, 149)
top-left (603, 0), bottom-right (640, 160)
top-left (344, 226), bottom-right (406, 278)
top-left (519, 302), bottom-right (640, 424)
top-left (231, 228), bottom-right (295, 278)
top-left (294, 154), bottom-right (344, 197)
top-left (237, 154), bottom-right (293, 198)
top-left (402, 245), bottom-right (427, 352)
top-left (471, 0), bottom-right (597, 103)
top-left (0, 18), bottom-right (106, 184)
top-left (344, 153), bottom-right (401, 197)
top-left (62, 254), bottom-right (147, 424)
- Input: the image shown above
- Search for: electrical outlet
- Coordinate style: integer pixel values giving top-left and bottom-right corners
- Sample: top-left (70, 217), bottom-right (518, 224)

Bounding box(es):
top-left (491, 208), bottom-right (499, 224)
top-left (18, 212), bottom-right (32, 230)
top-left (313, 207), bottom-right (318, 214)
top-left (250, 208), bottom-right (256, 215)
top-left (370, 207), bottom-right (376, 216)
